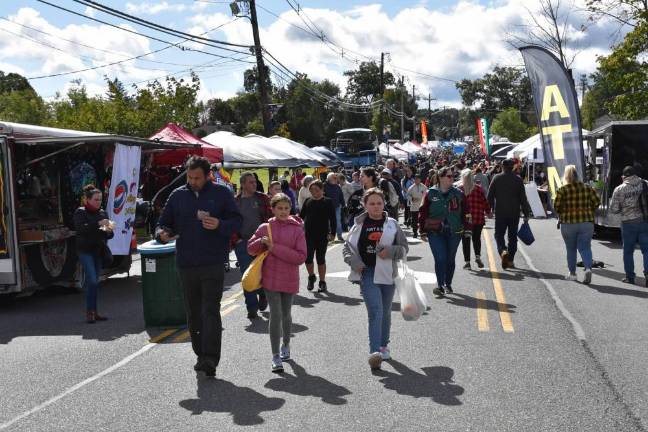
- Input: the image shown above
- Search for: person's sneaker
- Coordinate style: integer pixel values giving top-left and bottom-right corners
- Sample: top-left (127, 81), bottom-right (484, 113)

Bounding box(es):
top-left (463, 262), bottom-right (471, 269)
top-left (368, 352), bottom-right (382, 370)
top-left (412, 233), bottom-right (418, 238)
top-left (307, 274), bottom-right (316, 291)
top-left (622, 277), bottom-right (635, 284)
top-left (508, 262), bottom-right (516, 269)
top-left (565, 273), bottom-right (577, 281)
top-left (445, 285), bottom-right (453, 294)
top-left (258, 295), bottom-right (268, 312)
top-left (247, 310), bottom-right (259, 320)
top-left (433, 286), bottom-right (445, 297)
top-left (193, 357), bottom-right (204, 372)
top-left (196, 358), bottom-right (216, 377)
top-left (500, 250), bottom-right (509, 269)
top-left (379, 346), bottom-right (391, 361)
top-left (583, 269), bottom-right (592, 285)
top-left (280, 345), bottom-right (290, 361)
top-left (271, 355), bottom-right (284, 373)
top-left (318, 280), bottom-right (328, 293)
top-left (475, 257), bottom-right (484, 268)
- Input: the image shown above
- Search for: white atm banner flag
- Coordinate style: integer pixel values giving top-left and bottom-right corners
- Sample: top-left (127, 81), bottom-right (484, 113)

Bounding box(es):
top-left (107, 144), bottom-right (141, 255)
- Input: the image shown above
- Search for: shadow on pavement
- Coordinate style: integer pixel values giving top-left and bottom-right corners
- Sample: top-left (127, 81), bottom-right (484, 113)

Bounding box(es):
top-left (470, 270), bottom-right (524, 281)
top-left (264, 360), bottom-right (351, 405)
top-left (406, 256), bottom-right (422, 262)
top-left (585, 282), bottom-right (648, 298)
top-left (373, 360), bottom-right (464, 405)
top-left (442, 293), bottom-right (517, 312)
top-left (292, 294), bottom-right (320, 308)
top-left (507, 268), bottom-right (567, 281)
top-left (244, 319), bottom-right (309, 334)
top-left (179, 377), bottom-right (285, 425)
top-left (314, 291), bottom-right (363, 306)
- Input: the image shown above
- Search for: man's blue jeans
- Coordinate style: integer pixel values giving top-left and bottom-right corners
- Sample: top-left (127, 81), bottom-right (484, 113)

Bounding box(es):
top-left (560, 222), bottom-right (594, 273)
top-left (234, 240), bottom-right (265, 312)
top-left (427, 230), bottom-right (462, 288)
top-left (79, 253), bottom-right (102, 311)
top-left (620, 221), bottom-right (648, 280)
top-left (335, 206), bottom-right (343, 238)
top-left (360, 267), bottom-right (395, 354)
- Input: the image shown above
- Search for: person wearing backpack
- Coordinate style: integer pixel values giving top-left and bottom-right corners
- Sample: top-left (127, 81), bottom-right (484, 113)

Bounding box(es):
top-left (554, 165), bottom-right (600, 284)
top-left (418, 167), bottom-right (467, 297)
top-left (609, 165), bottom-right (648, 285)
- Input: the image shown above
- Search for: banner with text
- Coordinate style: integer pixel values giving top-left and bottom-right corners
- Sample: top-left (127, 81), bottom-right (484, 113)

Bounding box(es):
top-left (107, 143), bottom-right (141, 255)
top-left (476, 117), bottom-right (490, 156)
top-left (520, 46), bottom-right (584, 201)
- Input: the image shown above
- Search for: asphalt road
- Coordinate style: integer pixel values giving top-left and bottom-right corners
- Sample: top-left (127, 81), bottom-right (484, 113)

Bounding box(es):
top-left (0, 218), bottom-right (647, 431)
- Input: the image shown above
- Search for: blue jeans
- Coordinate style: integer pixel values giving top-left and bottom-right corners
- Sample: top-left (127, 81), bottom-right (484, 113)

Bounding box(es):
top-left (79, 253), bottom-right (102, 311)
top-left (560, 222), bottom-right (594, 273)
top-left (427, 230), bottom-right (462, 288)
top-left (360, 267), bottom-right (395, 353)
top-left (335, 206), bottom-right (343, 238)
top-left (620, 221), bottom-right (648, 280)
top-left (234, 240), bottom-right (265, 312)
top-left (494, 216), bottom-right (520, 261)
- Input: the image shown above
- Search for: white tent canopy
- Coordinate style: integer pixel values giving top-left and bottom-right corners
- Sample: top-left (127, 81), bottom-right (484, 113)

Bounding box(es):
top-left (506, 130), bottom-right (590, 163)
top-left (397, 141), bottom-right (424, 154)
top-left (268, 136), bottom-right (330, 167)
top-left (379, 143), bottom-right (408, 160)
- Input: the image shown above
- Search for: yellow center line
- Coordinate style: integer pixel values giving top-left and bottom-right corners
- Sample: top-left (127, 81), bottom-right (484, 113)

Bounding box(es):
top-left (221, 289), bottom-right (244, 307)
top-left (476, 290), bottom-right (490, 332)
top-left (172, 303), bottom-right (242, 343)
top-left (483, 230), bottom-right (515, 333)
top-left (148, 328), bottom-right (180, 344)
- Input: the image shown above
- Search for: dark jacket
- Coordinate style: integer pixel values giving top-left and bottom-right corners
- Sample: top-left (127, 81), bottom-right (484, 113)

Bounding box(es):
top-left (324, 182), bottom-right (345, 209)
top-left (418, 186), bottom-right (467, 234)
top-left (157, 182), bottom-right (242, 269)
top-left (487, 171), bottom-right (531, 219)
top-left (73, 207), bottom-right (114, 255)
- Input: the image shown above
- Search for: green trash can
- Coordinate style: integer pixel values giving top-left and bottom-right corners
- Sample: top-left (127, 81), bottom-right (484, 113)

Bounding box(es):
top-left (137, 240), bottom-right (186, 326)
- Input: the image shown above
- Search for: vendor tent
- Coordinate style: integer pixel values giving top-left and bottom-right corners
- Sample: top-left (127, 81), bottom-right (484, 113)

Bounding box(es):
top-left (148, 123), bottom-right (223, 165)
top-left (243, 134), bottom-right (315, 167)
top-left (203, 131), bottom-right (274, 168)
top-left (267, 136), bottom-right (328, 167)
top-left (311, 146), bottom-right (343, 166)
top-left (379, 143), bottom-right (408, 160)
top-left (398, 141), bottom-right (423, 153)
top-left (506, 130), bottom-right (589, 163)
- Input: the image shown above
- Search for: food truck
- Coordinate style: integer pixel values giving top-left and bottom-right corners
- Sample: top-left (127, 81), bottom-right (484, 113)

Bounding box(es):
top-left (585, 120), bottom-right (648, 228)
top-left (0, 121), bottom-right (198, 296)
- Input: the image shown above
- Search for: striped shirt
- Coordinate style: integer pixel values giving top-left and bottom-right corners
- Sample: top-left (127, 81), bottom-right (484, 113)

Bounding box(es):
top-left (554, 182), bottom-right (600, 224)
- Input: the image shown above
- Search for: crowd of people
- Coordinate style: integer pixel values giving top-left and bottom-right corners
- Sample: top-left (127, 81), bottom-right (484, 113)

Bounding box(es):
top-left (75, 142), bottom-right (648, 376)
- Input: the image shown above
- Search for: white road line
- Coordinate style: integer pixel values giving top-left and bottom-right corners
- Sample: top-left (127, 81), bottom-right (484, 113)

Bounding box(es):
top-left (518, 244), bottom-right (586, 341)
top-left (0, 342), bottom-right (158, 430)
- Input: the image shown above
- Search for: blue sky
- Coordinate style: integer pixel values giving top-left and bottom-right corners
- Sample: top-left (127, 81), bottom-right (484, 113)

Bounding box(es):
top-left (0, 0), bottom-right (622, 107)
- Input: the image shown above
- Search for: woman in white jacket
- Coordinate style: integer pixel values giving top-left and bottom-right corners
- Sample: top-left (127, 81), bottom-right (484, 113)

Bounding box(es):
top-left (342, 188), bottom-right (408, 370)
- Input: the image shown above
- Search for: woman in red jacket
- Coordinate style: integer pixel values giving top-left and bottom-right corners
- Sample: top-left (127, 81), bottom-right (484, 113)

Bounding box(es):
top-left (248, 193), bottom-right (307, 373)
top-left (459, 169), bottom-right (491, 269)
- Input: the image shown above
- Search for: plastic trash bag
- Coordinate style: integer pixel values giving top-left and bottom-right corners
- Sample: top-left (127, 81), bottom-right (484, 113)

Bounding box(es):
top-left (396, 261), bottom-right (428, 321)
top-left (517, 221), bottom-right (535, 246)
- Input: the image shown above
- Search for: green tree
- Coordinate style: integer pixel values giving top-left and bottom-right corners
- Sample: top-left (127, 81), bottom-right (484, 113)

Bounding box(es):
top-left (243, 66), bottom-right (273, 94)
top-left (0, 90), bottom-right (48, 124)
top-left (491, 108), bottom-right (535, 142)
top-left (343, 61), bottom-right (395, 103)
top-left (207, 98), bottom-right (236, 125)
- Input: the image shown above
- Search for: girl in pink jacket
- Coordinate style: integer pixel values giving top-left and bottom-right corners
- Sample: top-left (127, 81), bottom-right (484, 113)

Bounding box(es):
top-left (248, 193), bottom-right (307, 373)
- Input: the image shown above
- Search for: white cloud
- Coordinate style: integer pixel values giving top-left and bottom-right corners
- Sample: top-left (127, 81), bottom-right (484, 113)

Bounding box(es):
top-left (125, 1), bottom-right (209, 15)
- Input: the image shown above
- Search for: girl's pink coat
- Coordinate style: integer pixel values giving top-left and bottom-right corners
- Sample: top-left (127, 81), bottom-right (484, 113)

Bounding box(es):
top-left (247, 216), bottom-right (307, 294)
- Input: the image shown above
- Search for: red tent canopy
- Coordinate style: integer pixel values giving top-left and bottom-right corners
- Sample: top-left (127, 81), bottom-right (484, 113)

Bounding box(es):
top-left (148, 123), bottom-right (223, 165)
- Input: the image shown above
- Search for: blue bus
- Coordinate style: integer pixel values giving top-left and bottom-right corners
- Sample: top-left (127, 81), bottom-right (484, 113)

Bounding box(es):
top-left (329, 128), bottom-right (378, 169)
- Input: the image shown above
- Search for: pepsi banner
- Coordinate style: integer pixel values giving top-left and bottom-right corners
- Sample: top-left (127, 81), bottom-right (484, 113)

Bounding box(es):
top-left (520, 46), bottom-right (585, 201)
top-left (107, 144), bottom-right (141, 255)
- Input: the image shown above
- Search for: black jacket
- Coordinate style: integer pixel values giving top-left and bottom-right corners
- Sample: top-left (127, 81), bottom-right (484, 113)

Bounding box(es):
top-left (487, 172), bottom-right (531, 218)
top-left (73, 207), bottom-right (114, 255)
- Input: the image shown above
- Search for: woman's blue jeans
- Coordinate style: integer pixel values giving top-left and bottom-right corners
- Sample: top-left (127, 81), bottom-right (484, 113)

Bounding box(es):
top-left (79, 253), bottom-right (102, 311)
top-left (427, 230), bottom-right (462, 288)
top-left (360, 267), bottom-right (395, 354)
top-left (560, 222), bottom-right (594, 273)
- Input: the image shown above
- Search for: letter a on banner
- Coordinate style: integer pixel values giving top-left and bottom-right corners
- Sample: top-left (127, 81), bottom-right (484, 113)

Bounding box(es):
top-left (520, 46), bottom-right (584, 203)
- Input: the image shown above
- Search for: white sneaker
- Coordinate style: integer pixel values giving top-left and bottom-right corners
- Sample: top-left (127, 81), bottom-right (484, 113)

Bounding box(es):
top-left (271, 355), bottom-right (283, 373)
top-left (583, 269), bottom-right (592, 285)
top-left (379, 347), bottom-right (391, 360)
top-left (280, 345), bottom-right (290, 361)
top-left (565, 272), bottom-right (577, 281)
top-left (368, 352), bottom-right (382, 370)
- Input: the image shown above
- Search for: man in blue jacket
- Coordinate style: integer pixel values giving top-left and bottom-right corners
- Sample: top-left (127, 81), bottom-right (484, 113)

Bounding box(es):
top-left (157, 156), bottom-right (242, 377)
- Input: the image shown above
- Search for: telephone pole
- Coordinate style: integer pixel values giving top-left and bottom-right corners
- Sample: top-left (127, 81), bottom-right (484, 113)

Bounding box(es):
top-left (249, 0), bottom-right (272, 136)
top-left (400, 77), bottom-right (405, 143)
top-left (411, 85), bottom-right (416, 143)
top-left (378, 52), bottom-right (385, 146)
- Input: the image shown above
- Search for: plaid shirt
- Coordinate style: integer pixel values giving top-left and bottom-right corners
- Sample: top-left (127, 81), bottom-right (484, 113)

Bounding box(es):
top-left (462, 186), bottom-right (491, 226)
top-left (554, 182), bottom-right (600, 224)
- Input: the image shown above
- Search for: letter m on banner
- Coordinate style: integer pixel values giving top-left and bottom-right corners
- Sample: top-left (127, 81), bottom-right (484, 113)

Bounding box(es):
top-left (520, 46), bottom-right (585, 202)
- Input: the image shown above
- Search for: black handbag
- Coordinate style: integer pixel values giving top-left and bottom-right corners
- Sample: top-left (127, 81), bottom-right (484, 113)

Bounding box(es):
top-left (101, 243), bottom-right (114, 267)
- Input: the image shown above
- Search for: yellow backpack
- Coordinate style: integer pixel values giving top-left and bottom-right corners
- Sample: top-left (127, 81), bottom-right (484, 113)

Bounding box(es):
top-left (241, 223), bottom-right (272, 292)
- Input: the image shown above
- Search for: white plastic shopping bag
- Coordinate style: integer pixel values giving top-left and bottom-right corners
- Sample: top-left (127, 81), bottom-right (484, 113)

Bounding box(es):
top-left (396, 261), bottom-right (428, 321)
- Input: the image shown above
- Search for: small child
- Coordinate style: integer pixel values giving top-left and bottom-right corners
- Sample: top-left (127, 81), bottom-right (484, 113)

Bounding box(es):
top-left (247, 193), bottom-right (307, 373)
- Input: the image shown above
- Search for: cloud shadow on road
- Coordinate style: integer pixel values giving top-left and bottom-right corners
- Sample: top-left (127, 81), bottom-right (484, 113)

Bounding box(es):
top-left (264, 360), bottom-right (351, 405)
top-left (244, 319), bottom-right (309, 335)
top-left (442, 293), bottom-right (517, 313)
top-left (373, 360), bottom-right (464, 405)
top-left (179, 377), bottom-right (285, 425)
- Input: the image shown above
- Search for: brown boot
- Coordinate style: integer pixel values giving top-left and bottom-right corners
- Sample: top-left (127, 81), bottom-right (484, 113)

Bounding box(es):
top-left (94, 312), bottom-right (108, 321)
top-left (86, 311), bottom-right (96, 324)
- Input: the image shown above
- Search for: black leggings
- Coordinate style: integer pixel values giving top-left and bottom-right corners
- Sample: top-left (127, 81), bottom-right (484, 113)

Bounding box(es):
top-left (306, 236), bottom-right (328, 264)
top-left (462, 224), bottom-right (484, 261)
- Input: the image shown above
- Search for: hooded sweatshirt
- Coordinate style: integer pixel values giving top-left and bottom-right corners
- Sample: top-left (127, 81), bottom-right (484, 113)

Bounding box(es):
top-left (610, 175), bottom-right (647, 223)
top-left (247, 216), bottom-right (307, 294)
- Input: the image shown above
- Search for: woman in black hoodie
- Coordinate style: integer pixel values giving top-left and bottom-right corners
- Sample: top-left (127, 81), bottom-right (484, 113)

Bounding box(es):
top-left (73, 185), bottom-right (114, 323)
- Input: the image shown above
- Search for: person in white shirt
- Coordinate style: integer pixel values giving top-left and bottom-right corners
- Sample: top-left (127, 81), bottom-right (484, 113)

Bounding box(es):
top-left (407, 174), bottom-right (427, 238)
top-left (297, 175), bottom-right (314, 210)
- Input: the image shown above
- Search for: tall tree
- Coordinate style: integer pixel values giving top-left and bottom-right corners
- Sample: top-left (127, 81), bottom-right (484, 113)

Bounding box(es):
top-left (491, 108), bottom-right (536, 142)
top-left (343, 61), bottom-right (395, 104)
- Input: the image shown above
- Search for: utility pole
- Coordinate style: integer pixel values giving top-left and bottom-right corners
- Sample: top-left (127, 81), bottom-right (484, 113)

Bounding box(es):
top-left (378, 52), bottom-right (385, 146)
top-left (411, 85), bottom-right (416, 143)
top-left (400, 77), bottom-right (405, 143)
top-left (249, 0), bottom-right (272, 136)
top-left (579, 74), bottom-right (588, 104)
